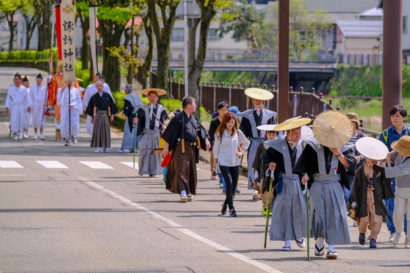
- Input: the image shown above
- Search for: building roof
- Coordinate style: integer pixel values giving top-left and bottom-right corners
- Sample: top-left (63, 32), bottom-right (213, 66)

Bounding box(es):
top-left (336, 20), bottom-right (382, 38)
top-left (358, 7), bottom-right (383, 18)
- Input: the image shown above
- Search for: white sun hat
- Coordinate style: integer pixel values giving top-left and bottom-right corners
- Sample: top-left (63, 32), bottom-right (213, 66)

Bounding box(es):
top-left (355, 137), bottom-right (389, 161)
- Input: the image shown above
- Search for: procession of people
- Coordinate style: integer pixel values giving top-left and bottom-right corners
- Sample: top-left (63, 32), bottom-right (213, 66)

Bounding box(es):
top-left (4, 69), bottom-right (410, 257)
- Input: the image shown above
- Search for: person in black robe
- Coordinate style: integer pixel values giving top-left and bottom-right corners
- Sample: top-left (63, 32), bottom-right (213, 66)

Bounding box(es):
top-left (86, 81), bottom-right (117, 152)
top-left (350, 159), bottom-right (394, 248)
top-left (162, 96), bottom-right (210, 202)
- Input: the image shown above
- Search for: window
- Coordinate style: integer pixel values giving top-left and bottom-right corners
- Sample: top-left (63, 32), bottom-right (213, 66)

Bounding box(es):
top-left (172, 28), bottom-right (184, 41)
top-left (208, 29), bottom-right (218, 41)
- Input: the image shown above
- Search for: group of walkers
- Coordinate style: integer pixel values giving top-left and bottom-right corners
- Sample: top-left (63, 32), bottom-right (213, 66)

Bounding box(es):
top-left (4, 68), bottom-right (410, 259)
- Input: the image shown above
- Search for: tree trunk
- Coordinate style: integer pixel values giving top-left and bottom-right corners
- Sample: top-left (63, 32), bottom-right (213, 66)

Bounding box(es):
top-left (188, 4), bottom-right (216, 101)
top-left (24, 17), bottom-right (36, 50)
top-left (147, 0), bottom-right (178, 92)
top-left (187, 18), bottom-right (200, 100)
top-left (81, 29), bottom-right (89, 70)
top-left (6, 13), bottom-right (16, 51)
top-left (37, 9), bottom-right (52, 50)
top-left (138, 16), bottom-right (154, 88)
top-left (99, 20), bottom-right (124, 92)
top-left (155, 38), bottom-right (171, 90)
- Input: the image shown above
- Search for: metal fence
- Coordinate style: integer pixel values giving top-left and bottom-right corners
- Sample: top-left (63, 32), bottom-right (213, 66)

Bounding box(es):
top-left (151, 73), bottom-right (334, 117)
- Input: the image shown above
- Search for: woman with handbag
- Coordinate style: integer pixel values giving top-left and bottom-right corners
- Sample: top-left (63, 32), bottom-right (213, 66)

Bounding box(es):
top-left (213, 112), bottom-right (250, 217)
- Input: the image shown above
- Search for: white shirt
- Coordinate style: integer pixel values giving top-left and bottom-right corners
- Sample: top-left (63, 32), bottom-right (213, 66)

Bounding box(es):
top-left (213, 129), bottom-right (250, 167)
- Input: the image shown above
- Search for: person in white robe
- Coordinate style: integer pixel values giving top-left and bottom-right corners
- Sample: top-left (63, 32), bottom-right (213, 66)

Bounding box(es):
top-left (22, 76), bottom-right (31, 138)
top-left (30, 73), bottom-right (47, 140)
top-left (5, 73), bottom-right (31, 140)
top-left (58, 83), bottom-right (83, 146)
top-left (82, 73), bottom-right (113, 137)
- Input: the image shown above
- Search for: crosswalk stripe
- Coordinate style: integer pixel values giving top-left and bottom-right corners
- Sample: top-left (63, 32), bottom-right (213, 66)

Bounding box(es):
top-left (0, 160), bottom-right (23, 168)
top-left (36, 160), bottom-right (68, 169)
top-left (79, 161), bottom-right (113, 169)
top-left (120, 162), bottom-right (139, 169)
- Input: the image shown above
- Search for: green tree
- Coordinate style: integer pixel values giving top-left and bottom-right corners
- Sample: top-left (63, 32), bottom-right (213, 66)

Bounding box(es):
top-left (21, 0), bottom-right (37, 50)
top-left (186, 0), bottom-right (233, 101)
top-left (147, 0), bottom-right (180, 91)
top-left (33, 0), bottom-right (53, 51)
top-left (219, 1), bottom-right (264, 48)
top-left (97, 0), bottom-right (135, 91)
top-left (0, 0), bottom-right (22, 51)
top-left (76, 0), bottom-right (91, 70)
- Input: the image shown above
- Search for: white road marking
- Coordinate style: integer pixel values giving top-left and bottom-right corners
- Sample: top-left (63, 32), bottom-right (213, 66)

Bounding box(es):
top-left (0, 161), bottom-right (23, 168)
top-left (120, 161), bottom-right (139, 169)
top-left (36, 160), bottom-right (68, 169)
top-left (77, 176), bottom-right (282, 273)
top-left (79, 161), bottom-right (113, 169)
top-left (0, 174), bottom-right (26, 177)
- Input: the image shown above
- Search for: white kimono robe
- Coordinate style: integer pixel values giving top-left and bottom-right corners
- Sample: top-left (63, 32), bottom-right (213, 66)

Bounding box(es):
top-left (30, 84), bottom-right (47, 129)
top-left (5, 85), bottom-right (31, 134)
top-left (82, 83), bottom-right (113, 135)
top-left (58, 86), bottom-right (83, 138)
top-left (25, 87), bottom-right (32, 129)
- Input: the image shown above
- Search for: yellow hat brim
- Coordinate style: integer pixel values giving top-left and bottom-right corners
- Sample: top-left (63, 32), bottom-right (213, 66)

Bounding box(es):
top-left (244, 88), bottom-right (273, 100)
top-left (274, 118), bottom-right (311, 132)
top-left (141, 88), bottom-right (167, 96)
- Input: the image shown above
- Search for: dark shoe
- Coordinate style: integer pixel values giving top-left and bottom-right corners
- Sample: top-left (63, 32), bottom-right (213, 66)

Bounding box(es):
top-left (359, 233), bottom-right (365, 245)
top-left (236, 188), bottom-right (241, 193)
top-left (229, 208), bottom-right (237, 217)
top-left (221, 202), bottom-right (227, 215)
top-left (369, 239), bottom-right (377, 248)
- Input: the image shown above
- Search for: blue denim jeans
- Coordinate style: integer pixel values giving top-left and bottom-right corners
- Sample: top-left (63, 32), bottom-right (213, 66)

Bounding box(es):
top-left (217, 172), bottom-right (226, 189)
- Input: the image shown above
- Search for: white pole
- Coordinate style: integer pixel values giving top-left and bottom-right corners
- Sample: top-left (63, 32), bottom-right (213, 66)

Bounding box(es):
top-left (183, 0), bottom-right (189, 98)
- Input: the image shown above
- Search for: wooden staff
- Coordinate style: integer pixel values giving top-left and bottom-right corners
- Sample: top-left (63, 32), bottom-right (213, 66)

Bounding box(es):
top-left (264, 170), bottom-right (275, 248)
top-left (304, 175), bottom-right (311, 261)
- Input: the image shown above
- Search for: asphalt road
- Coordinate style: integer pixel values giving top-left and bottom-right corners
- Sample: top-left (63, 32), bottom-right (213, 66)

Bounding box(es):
top-left (0, 67), bottom-right (409, 273)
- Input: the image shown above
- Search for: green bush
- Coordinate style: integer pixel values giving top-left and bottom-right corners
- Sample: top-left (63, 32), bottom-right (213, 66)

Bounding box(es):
top-left (331, 64), bottom-right (410, 97)
top-left (0, 48), bottom-right (59, 62)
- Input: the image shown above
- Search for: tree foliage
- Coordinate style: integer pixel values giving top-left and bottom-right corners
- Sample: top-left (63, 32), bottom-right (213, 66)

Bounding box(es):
top-left (219, 0), bottom-right (332, 61)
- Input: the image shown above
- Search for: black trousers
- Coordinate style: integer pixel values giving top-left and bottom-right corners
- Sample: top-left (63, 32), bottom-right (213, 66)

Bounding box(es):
top-left (220, 165), bottom-right (239, 210)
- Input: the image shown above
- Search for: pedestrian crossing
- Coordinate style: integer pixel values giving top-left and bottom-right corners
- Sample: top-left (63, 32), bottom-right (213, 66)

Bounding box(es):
top-left (0, 160), bottom-right (139, 170)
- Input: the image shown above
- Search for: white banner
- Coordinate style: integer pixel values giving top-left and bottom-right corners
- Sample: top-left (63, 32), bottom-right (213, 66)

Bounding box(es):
top-left (89, 5), bottom-right (98, 76)
top-left (60, 0), bottom-right (76, 82)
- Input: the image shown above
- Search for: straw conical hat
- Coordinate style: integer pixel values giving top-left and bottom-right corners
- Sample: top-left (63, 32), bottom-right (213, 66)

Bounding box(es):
top-left (257, 124), bottom-right (277, 131)
top-left (244, 88), bottom-right (274, 100)
top-left (274, 117), bottom-right (311, 132)
top-left (312, 110), bottom-right (352, 148)
top-left (141, 88), bottom-right (167, 96)
top-left (391, 135), bottom-right (410, 157)
top-left (356, 137), bottom-right (389, 161)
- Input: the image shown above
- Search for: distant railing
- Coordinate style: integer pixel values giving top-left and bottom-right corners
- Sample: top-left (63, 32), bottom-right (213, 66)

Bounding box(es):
top-left (151, 73), bottom-right (334, 117)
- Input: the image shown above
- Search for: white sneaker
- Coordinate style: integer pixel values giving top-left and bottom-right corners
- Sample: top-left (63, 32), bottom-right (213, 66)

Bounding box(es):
top-left (392, 234), bottom-right (401, 245)
top-left (71, 136), bottom-right (78, 144)
top-left (33, 134), bottom-right (38, 140)
top-left (389, 232), bottom-right (397, 243)
top-left (39, 134), bottom-right (45, 140)
top-left (123, 149), bottom-right (131, 153)
top-left (23, 132), bottom-right (28, 138)
top-left (94, 148), bottom-right (102, 153)
top-left (13, 135), bottom-right (18, 141)
top-left (118, 149), bottom-right (124, 153)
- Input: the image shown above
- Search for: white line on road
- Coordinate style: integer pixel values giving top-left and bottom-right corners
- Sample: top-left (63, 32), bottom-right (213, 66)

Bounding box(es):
top-left (77, 176), bottom-right (282, 273)
top-left (0, 161), bottom-right (23, 168)
top-left (36, 160), bottom-right (68, 169)
top-left (120, 162), bottom-right (139, 169)
top-left (79, 161), bottom-right (113, 169)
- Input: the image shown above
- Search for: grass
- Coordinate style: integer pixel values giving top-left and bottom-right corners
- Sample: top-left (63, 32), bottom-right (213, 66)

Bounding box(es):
top-left (323, 97), bottom-right (410, 131)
